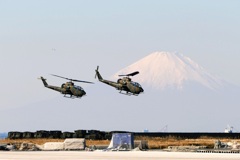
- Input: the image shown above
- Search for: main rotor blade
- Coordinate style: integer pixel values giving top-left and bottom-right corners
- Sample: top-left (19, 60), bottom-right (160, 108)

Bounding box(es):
top-left (70, 79), bottom-right (94, 84)
top-left (51, 74), bottom-right (70, 80)
top-left (51, 74), bottom-right (94, 84)
top-left (119, 71), bottom-right (139, 77)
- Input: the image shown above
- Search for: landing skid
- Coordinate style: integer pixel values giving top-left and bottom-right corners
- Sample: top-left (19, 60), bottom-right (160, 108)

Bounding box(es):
top-left (63, 95), bottom-right (83, 99)
top-left (119, 91), bottom-right (138, 96)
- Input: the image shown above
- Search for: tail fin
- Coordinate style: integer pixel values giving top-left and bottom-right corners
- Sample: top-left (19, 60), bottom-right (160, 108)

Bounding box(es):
top-left (95, 66), bottom-right (103, 81)
top-left (39, 76), bottom-right (48, 87)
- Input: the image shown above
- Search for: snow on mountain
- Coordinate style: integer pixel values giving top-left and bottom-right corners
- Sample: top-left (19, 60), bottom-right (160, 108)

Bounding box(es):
top-left (113, 52), bottom-right (224, 90)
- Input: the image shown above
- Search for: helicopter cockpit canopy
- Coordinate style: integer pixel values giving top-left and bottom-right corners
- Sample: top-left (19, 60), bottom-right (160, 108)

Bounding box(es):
top-left (74, 85), bottom-right (83, 90)
top-left (130, 81), bottom-right (142, 88)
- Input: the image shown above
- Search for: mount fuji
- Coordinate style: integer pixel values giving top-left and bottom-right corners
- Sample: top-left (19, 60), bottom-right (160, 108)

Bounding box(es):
top-left (113, 52), bottom-right (225, 91)
top-left (106, 51), bottom-right (239, 132)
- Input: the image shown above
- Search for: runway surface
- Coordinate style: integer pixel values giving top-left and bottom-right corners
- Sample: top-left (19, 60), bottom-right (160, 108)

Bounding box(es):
top-left (1, 151), bottom-right (240, 160)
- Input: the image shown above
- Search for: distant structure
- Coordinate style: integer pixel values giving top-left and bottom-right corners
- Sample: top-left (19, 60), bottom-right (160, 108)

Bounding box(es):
top-left (159, 125), bottom-right (168, 132)
top-left (224, 125), bottom-right (233, 133)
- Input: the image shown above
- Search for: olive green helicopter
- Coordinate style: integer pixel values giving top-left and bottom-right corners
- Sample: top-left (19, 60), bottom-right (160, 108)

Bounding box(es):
top-left (39, 74), bottom-right (93, 98)
top-left (95, 66), bottom-right (144, 95)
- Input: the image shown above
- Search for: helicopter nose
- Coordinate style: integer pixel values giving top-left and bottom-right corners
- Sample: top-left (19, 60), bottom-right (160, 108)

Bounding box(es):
top-left (82, 90), bottom-right (86, 95)
top-left (140, 88), bottom-right (144, 93)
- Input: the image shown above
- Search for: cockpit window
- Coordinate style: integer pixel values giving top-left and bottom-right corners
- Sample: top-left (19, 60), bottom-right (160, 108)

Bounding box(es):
top-left (74, 85), bottom-right (83, 90)
top-left (131, 82), bottom-right (141, 87)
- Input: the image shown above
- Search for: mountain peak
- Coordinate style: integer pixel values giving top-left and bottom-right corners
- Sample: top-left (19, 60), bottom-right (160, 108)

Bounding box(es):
top-left (113, 51), bottom-right (223, 90)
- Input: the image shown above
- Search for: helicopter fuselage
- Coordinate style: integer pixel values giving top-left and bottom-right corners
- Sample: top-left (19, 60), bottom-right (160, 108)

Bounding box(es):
top-left (117, 78), bottom-right (144, 94)
top-left (60, 82), bottom-right (86, 97)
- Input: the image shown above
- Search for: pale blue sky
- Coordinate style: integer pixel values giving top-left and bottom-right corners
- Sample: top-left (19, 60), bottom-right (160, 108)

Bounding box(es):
top-left (1, 0), bottom-right (239, 80)
top-left (0, 0), bottom-right (240, 132)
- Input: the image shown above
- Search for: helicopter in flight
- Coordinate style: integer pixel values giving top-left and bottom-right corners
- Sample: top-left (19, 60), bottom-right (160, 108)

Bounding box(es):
top-left (39, 74), bottom-right (93, 98)
top-left (95, 66), bottom-right (144, 95)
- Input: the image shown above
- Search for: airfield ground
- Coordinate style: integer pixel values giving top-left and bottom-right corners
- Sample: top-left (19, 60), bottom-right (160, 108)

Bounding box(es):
top-left (1, 137), bottom-right (240, 160)
top-left (1, 137), bottom-right (240, 149)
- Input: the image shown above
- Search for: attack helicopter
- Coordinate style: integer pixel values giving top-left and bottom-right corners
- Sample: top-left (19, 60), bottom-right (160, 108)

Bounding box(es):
top-left (95, 66), bottom-right (144, 95)
top-left (39, 74), bottom-right (93, 98)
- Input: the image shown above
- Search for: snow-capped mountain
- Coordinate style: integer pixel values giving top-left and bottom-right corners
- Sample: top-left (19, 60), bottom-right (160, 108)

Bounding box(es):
top-left (113, 52), bottom-right (224, 90)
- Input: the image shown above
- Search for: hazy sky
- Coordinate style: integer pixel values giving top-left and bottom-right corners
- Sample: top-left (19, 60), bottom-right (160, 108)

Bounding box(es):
top-left (0, 0), bottom-right (240, 132)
